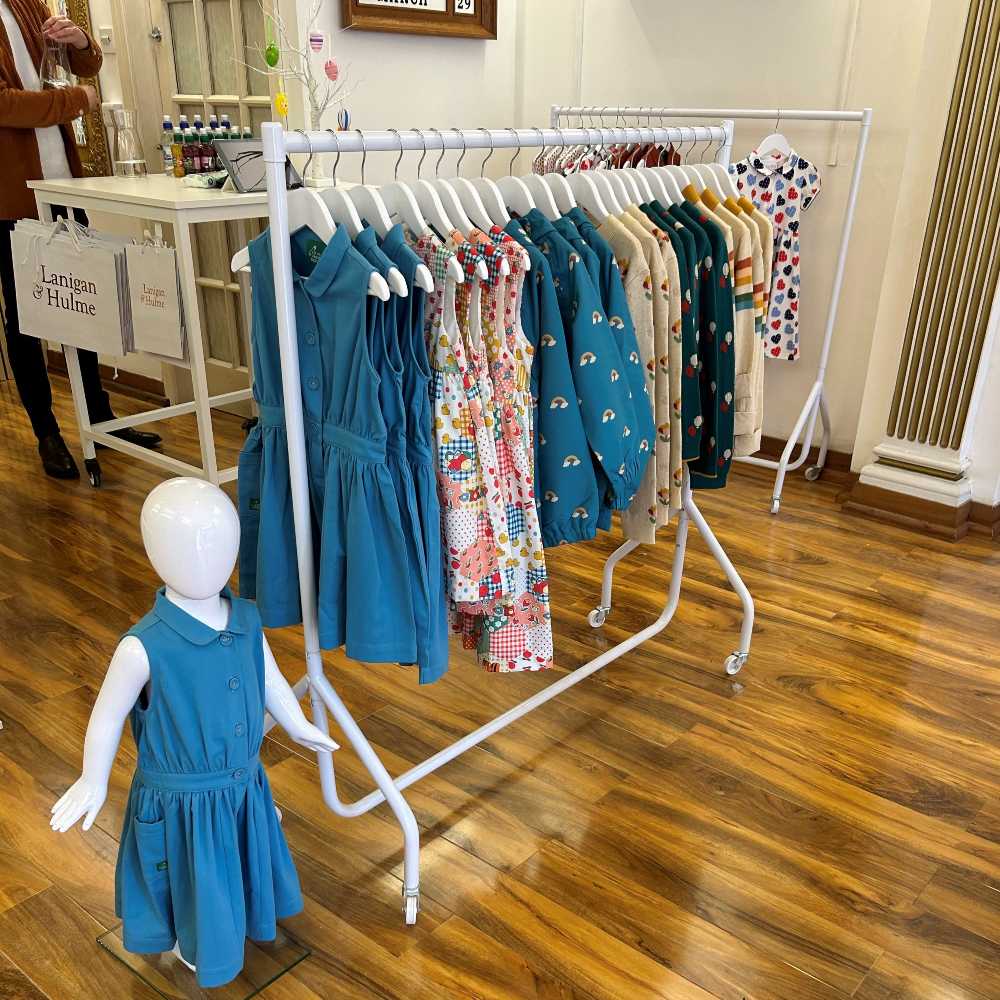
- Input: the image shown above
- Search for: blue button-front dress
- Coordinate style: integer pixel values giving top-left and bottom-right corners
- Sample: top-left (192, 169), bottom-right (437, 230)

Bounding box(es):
top-left (114, 587), bottom-right (301, 989)
top-left (239, 226), bottom-right (417, 663)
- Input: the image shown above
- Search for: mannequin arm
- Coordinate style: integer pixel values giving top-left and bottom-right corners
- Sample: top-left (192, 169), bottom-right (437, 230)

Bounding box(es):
top-left (262, 635), bottom-right (339, 754)
top-left (50, 636), bottom-right (150, 833)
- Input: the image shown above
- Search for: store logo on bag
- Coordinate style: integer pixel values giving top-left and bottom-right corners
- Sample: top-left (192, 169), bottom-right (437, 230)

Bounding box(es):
top-left (37, 264), bottom-right (98, 316)
top-left (140, 282), bottom-right (168, 311)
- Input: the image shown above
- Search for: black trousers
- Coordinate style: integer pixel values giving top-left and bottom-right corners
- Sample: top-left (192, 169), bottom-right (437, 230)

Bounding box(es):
top-left (0, 206), bottom-right (113, 440)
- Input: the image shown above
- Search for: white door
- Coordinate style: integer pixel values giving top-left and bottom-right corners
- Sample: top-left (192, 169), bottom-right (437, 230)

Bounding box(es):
top-left (114, 0), bottom-right (277, 405)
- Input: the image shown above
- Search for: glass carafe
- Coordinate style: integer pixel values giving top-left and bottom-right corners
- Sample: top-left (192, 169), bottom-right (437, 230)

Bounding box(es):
top-left (112, 108), bottom-right (147, 177)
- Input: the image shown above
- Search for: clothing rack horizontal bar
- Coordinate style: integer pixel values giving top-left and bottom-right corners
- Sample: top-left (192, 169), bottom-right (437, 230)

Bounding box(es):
top-left (552, 105), bottom-right (871, 124)
top-left (279, 125), bottom-right (727, 157)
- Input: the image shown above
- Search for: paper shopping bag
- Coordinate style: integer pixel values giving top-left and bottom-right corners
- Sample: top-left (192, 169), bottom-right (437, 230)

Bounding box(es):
top-left (12, 220), bottom-right (128, 355)
top-left (126, 243), bottom-right (186, 359)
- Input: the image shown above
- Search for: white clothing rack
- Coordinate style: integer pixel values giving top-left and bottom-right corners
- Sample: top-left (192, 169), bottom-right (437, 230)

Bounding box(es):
top-left (553, 105), bottom-right (874, 513)
top-left (251, 121), bottom-right (754, 925)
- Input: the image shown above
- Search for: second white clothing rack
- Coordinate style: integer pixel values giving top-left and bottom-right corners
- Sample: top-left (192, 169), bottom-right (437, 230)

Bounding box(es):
top-left (248, 121), bottom-right (754, 924)
top-left (552, 104), bottom-right (874, 513)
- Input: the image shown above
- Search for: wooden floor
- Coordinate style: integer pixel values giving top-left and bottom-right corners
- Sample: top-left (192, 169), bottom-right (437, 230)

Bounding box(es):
top-left (0, 377), bottom-right (998, 1000)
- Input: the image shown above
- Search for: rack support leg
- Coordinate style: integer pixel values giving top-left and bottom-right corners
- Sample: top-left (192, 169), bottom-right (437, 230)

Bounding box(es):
top-left (684, 492), bottom-right (754, 675)
top-left (589, 538), bottom-right (640, 628)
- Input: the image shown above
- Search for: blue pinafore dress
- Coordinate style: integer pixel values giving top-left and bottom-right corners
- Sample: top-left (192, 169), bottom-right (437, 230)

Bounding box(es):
top-left (114, 588), bottom-right (301, 989)
top-left (379, 224), bottom-right (450, 684)
top-left (238, 226), bottom-right (417, 663)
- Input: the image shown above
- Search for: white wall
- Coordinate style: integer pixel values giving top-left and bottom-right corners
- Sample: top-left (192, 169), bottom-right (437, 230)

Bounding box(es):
top-left (291, 0), bottom-right (935, 454)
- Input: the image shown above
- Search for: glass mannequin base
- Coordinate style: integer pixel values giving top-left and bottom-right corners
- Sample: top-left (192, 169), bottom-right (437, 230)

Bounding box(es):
top-left (96, 924), bottom-right (310, 999)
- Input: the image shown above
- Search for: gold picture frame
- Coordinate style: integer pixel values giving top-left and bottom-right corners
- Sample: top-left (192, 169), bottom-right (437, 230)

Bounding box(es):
top-left (63, 0), bottom-right (112, 177)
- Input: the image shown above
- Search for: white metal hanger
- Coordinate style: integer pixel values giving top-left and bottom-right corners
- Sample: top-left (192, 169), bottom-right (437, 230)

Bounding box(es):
top-left (468, 129), bottom-right (510, 226)
top-left (447, 128), bottom-right (498, 232)
top-left (542, 127), bottom-right (578, 214)
top-left (517, 128), bottom-right (562, 221)
top-left (496, 128), bottom-right (537, 217)
top-left (428, 128), bottom-right (477, 235)
top-left (564, 129), bottom-right (611, 220)
top-left (756, 109), bottom-right (793, 163)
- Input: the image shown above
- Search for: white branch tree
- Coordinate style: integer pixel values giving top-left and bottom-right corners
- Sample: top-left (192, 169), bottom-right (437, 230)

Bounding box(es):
top-left (239, 0), bottom-right (355, 133)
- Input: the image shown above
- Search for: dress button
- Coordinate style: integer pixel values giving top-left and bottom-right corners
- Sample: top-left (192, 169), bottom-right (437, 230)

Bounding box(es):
top-left (305, 332), bottom-right (316, 345)
top-left (228, 677), bottom-right (240, 691)
top-left (232, 768), bottom-right (246, 780)
top-left (220, 633), bottom-right (232, 646)
top-left (307, 376), bottom-right (319, 390)
top-left (234, 722), bottom-right (246, 737)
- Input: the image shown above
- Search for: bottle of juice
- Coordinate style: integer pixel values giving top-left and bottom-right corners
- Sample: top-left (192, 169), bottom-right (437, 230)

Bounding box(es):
top-left (242, 125), bottom-right (252, 141)
top-left (161, 116), bottom-right (174, 176)
top-left (220, 114), bottom-right (233, 140)
top-left (201, 127), bottom-right (216, 171)
top-left (182, 127), bottom-right (198, 174)
top-left (171, 122), bottom-right (185, 177)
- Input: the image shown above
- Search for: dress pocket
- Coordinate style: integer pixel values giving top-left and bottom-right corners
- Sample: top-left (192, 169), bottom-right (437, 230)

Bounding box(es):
top-left (133, 816), bottom-right (171, 922)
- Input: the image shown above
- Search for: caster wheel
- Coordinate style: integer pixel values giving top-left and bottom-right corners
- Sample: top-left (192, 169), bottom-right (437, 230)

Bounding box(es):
top-left (588, 606), bottom-right (609, 629)
top-left (724, 652), bottom-right (746, 676)
top-left (769, 498), bottom-right (780, 515)
top-left (804, 465), bottom-right (823, 482)
top-left (403, 893), bottom-right (419, 925)
top-left (85, 458), bottom-right (102, 487)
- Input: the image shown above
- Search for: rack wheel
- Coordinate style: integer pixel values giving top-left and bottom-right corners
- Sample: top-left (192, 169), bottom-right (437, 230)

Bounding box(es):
top-left (724, 652), bottom-right (747, 676)
top-left (403, 892), bottom-right (419, 925)
top-left (770, 498), bottom-right (780, 515)
top-left (85, 458), bottom-right (102, 488)
top-left (804, 465), bottom-right (823, 482)
top-left (588, 606), bottom-right (609, 629)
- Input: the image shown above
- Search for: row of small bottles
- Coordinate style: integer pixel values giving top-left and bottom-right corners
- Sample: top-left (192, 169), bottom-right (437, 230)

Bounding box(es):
top-left (161, 113), bottom-right (253, 177)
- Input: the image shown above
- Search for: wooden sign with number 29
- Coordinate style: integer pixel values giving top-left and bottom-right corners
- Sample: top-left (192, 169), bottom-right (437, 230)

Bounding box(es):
top-left (341, 0), bottom-right (496, 38)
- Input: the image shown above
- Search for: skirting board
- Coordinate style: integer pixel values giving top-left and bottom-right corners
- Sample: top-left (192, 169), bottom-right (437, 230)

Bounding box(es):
top-left (46, 349), bottom-right (168, 406)
top-left (844, 480), bottom-right (1000, 541)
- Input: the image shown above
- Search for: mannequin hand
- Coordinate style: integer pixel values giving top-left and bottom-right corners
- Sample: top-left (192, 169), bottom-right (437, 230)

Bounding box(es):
top-left (285, 720), bottom-right (339, 755)
top-left (50, 777), bottom-right (107, 833)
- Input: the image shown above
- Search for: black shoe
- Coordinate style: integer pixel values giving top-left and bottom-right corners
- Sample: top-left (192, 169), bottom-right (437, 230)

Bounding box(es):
top-left (96, 427), bottom-right (163, 450)
top-left (38, 433), bottom-right (80, 479)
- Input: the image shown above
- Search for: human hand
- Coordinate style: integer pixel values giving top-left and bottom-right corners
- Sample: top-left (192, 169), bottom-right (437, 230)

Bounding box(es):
top-left (50, 777), bottom-right (107, 832)
top-left (81, 84), bottom-right (99, 112)
top-left (42, 15), bottom-right (89, 50)
top-left (286, 720), bottom-right (339, 754)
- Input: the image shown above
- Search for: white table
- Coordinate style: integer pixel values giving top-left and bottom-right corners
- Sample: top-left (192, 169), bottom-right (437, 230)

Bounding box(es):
top-left (28, 175), bottom-right (268, 486)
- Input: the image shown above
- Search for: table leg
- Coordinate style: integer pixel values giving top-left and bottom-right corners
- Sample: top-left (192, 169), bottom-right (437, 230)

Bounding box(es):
top-left (173, 218), bottom-right (219, 482)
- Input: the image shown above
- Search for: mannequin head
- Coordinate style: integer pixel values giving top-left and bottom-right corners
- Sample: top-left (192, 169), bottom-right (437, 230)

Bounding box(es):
top-left (140, 478), bottom-right (240, 600)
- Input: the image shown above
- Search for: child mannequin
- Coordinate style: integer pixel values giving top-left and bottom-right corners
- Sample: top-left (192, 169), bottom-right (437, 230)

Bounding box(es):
top-left (51, 477), bottom-right (338, 987)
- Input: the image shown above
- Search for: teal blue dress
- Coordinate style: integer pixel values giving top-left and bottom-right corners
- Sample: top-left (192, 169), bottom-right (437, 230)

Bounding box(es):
top-left (114, 588), bottom-right (301, 989)
top-left (238, 226), bottom-right (416, 663)
top-left (516, 209), bottom-right (650, 519)
top-left (504, 218), bottom-right (599, 546)
top-left (379, 225), bottom-right (449, 684)
top-left (353, 225), bottom-right (436, 678)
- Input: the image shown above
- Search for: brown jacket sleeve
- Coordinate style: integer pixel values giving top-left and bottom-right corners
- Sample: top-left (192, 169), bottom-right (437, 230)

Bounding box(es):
top-left (66, 32), bottom-right (103, 78)
top-left (0, 81), bottom-right (91, 128)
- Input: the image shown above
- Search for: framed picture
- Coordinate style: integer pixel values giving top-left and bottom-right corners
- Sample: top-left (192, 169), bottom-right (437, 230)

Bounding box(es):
top-left (64, 0), bottom-right (112, 177)
top-left (340, 0), bottom-right (497, 39)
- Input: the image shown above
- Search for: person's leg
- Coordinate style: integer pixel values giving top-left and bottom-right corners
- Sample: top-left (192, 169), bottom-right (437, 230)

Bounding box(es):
top-left (59, 206), bottom-right (112, 423)
top-left (0, 219), bottom-right (61, 439)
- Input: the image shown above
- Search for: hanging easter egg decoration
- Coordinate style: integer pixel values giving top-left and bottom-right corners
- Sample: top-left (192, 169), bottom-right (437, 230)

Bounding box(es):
top-left (324, 58), bottom-right (339, 82)
top-left (263, 14), bottom-right (280, 67)
top-left (337, 107), bottom-right (350, 131)
top-left (309, 31), bottom-right (324, 52)
top-left (275, 91), bottom-right (289, 118)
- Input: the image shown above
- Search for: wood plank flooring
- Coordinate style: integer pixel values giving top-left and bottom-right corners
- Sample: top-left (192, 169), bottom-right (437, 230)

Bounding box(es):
top-left (0, 377), bottom-right (998, 999)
